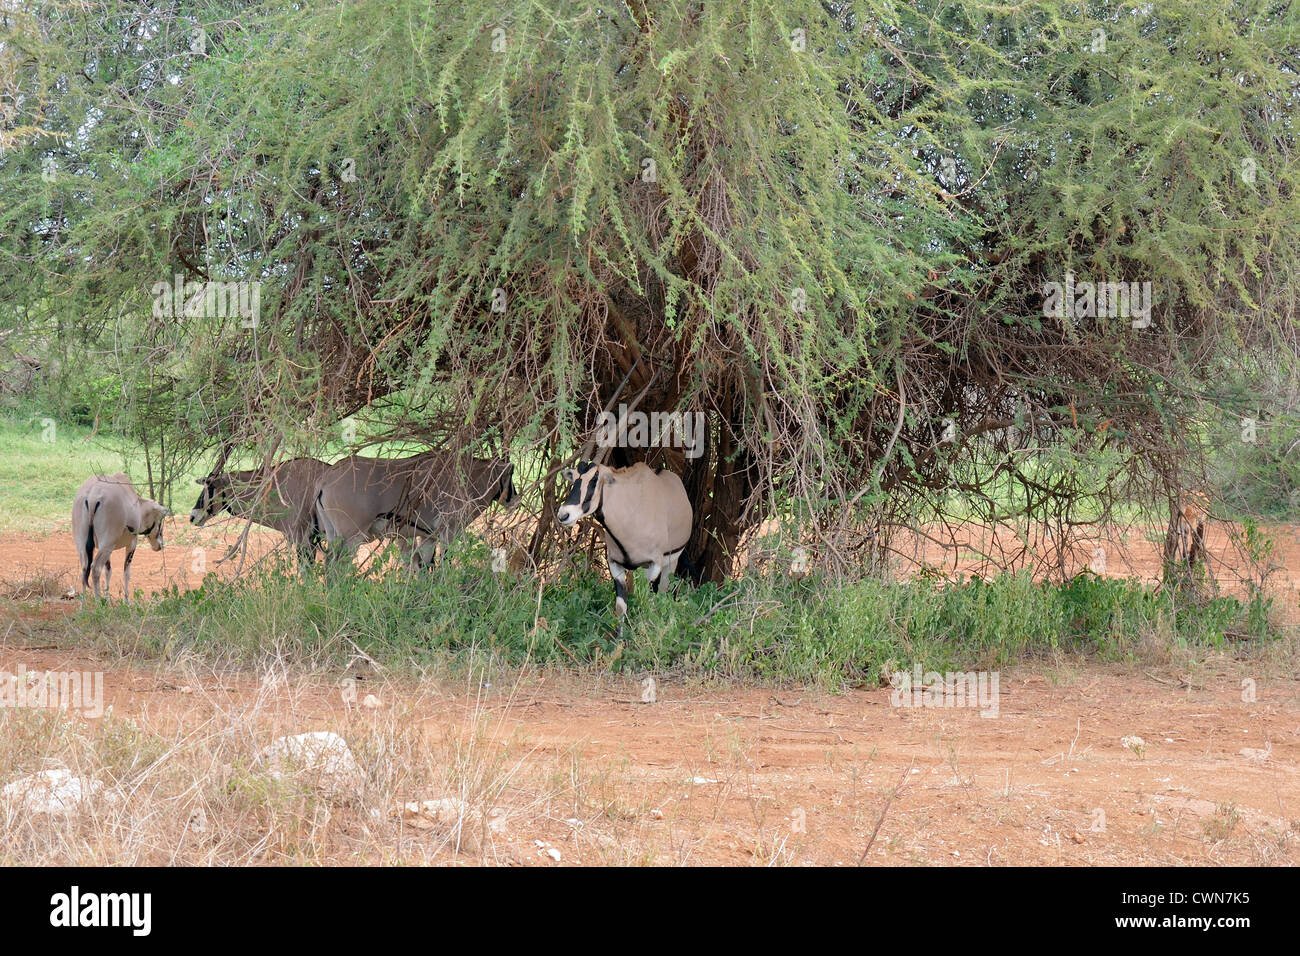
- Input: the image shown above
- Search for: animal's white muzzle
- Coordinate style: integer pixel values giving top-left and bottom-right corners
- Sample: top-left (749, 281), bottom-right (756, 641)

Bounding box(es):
top-left (189, 509), bottom-right (208, 526)
top-left (556, 506), bottom-right (581, 527)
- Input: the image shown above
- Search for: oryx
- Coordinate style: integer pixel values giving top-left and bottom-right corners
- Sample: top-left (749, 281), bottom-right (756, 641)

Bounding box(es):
top-left (72, 473), bottom-right (172, 602)
top-left (312, 451), bottom-right (518, 567)
top-left (556, 461), bottom-right (692, 629)
top-left (190, 457), bottom-right (331, 564)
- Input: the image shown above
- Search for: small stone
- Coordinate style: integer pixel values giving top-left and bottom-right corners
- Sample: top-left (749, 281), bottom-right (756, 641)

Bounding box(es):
top-left (394, 798), bottom-right (468, 830)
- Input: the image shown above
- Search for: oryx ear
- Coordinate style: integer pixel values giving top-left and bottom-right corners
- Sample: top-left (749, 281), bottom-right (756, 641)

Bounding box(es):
top-left (562, 467), bottom-right (576, 482)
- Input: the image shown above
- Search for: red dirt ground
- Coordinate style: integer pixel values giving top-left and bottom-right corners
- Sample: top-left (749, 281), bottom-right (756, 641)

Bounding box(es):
top-left (0, 643), bottom-right (1295, 865)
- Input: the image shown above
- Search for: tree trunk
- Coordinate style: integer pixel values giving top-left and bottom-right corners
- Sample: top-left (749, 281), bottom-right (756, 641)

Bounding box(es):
top-left (680, 388), bottom-right (760, 584)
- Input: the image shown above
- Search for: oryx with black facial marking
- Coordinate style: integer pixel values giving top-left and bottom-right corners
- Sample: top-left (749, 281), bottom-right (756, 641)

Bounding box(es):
top-left (72, 473), bottom-right (171, 603)
top-left (190, 457), bottom-right (330, 565)
top-left (312, 451), bottom-right (518, 568)
top-left (556, 461), bottom-right (692, 632)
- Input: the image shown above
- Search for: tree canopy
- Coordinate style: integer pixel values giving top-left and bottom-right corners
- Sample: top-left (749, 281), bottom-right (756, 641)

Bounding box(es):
top-left (2, 0), bottom-right (1297, 578)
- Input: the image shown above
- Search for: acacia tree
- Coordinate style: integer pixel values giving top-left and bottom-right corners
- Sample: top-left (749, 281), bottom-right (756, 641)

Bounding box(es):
top-left (2, 0), bottom-right (1297, 580)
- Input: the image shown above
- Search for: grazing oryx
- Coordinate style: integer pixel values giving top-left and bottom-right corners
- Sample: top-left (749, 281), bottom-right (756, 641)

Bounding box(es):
top-left (72, 473), bottom-right (171, 603)
top-left (1172, 491), bottom-right (1209, 569)
top-left (556, 461), bottom-right (692, 631)
top-left (312, 451), bottom-right (518, 567)
top-left (190, 457), bottom-right (331, 564)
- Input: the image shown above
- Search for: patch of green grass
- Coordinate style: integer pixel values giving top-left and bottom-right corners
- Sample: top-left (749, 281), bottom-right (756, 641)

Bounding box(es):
top-left (66, 543), bottom-right (1281, 687)
top-left (0, 410), bottom-right (127, 533)
top-left (0, 406), bottom-right (230, 534)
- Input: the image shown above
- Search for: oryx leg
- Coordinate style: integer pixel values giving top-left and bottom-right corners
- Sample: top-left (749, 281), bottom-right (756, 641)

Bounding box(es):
top-left (314, 494), bottom-right (353, 568)
top-left (647, 559), bottom-right (664, 594)
top-left (608, 556), bottom-right (629, 639)
top-left (407, 512), bottom-right (442, 570)
top-left (393, 513), bottom-right (441, 570)
top-left (294, 533), bottom-right (318, 578)
top-left (652, 550), bottom-right (683, 594)
top-left (608, 558), bottom-right (630, 618)
top-left (414, 536), bottom-right (438, 569)
top-left (79, 533), bottom-right (95, 595)
top-left (123, 538), bottom-right (138, 604)
top-left (87, 545), bottom-right (106, 600)
top-left (318, 516), bottom-right (369, 569)
top-left (392, 534), bottom-right (432, 571)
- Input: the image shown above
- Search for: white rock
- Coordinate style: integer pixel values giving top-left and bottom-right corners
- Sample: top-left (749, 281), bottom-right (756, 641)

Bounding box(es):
top-left (361, 694), bottom-right (382, 710)
top-left (1, 768), bottom-right (116, 816)
top-left (545, 847), bottom-right (562, 862)
top-left (258, 732), bottom-right (363, 790)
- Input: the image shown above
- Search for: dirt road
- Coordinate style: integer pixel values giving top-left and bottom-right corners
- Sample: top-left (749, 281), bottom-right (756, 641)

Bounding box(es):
top-left (0, 640), bottom-right (1294, 865)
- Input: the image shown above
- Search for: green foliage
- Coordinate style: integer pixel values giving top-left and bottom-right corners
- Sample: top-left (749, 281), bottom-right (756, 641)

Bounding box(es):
top-left (1, 0), bottom-right (1297, 576)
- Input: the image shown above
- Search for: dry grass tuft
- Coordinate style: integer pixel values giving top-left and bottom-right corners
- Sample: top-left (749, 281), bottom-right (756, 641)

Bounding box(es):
top-left (0, 565), bottom-right (72, 602)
